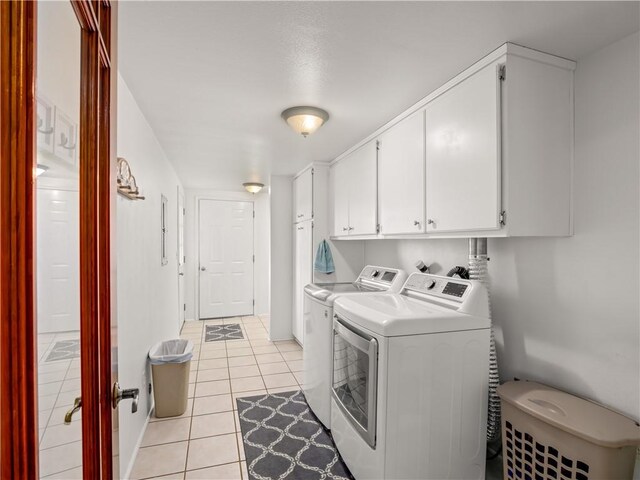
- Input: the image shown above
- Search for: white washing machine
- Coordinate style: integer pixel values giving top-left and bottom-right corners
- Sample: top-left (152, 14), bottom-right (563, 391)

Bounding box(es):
top-left (303, 266), bottom-right (407, 429)
top-left (331, 273), bottom-right (491, 480)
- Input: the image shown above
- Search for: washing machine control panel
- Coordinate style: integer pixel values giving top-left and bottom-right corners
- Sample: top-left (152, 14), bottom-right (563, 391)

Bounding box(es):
top-left (403, 273), bottom-right (470, 302)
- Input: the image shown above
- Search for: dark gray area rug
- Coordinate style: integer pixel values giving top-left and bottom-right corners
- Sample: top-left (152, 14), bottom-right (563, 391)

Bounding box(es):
top-left (205, 323), bottom-right (244, 342)
top-left (236, 390), bottom-right (353, 480)
top-left (46, 339), bottom-right (80, 362)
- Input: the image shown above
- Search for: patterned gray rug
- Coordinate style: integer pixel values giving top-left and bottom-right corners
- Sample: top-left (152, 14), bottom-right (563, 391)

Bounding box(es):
top-left (205, 324), bottom-right (244, 342)
top-left (46, 339), bottom-right (80, 362)
top-left (236, 390), bottom-right (353, 480)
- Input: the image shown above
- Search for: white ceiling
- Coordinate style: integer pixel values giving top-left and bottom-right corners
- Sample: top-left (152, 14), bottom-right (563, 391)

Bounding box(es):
top-left (118, 1), bottom-right (639, 190)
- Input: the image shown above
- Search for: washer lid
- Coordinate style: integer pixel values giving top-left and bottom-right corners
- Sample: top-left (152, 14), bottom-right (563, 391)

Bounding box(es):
top-left (304, 282), bottom-right (381, 302)
top-left (334, 293), bottom-right (491, 336)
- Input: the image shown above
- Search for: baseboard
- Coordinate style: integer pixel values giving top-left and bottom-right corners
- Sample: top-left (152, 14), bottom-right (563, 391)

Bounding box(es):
top-left (122, 409), bottom-right (153, 480)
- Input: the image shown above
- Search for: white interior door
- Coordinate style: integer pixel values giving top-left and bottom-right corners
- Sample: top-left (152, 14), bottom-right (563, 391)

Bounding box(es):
top-left (177, 188), bottom-right (185, 326)
top-left (199, 199), bottom-right (254, 319)
top-left (37, 187), bottom-right (80, 333)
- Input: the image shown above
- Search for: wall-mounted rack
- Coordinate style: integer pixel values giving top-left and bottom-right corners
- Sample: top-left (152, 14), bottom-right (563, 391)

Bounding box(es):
top-left (117, 157), bottom-right (145, 200)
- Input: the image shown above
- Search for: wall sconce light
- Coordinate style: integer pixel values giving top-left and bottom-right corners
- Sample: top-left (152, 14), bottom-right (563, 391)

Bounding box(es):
top-left (117, 157), bottom-right (145, 200)
top-left (281, 106), bottom-right (329, 138)
top-left (243, 182), bottom-right (264, 194)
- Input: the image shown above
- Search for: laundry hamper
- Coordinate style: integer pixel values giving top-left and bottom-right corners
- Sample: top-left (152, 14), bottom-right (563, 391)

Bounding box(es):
top-left (497, 381), bottom-right (640, 480)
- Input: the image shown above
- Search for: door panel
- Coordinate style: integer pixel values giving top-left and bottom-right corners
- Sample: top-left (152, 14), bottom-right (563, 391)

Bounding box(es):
top-left (37, 189), bottom-right (81, 333)
top-left (293, 221), bottom-right (312, 344)
top-left (425, 63), bottom-right (501, 233)
top-left (199, 200), bottom-right (254, 318)
top-left (331, 161), bottom-right (350, 236)
top-left (177, 188), bottom-right (185, 327)
top-left (378, 110), bottom-right (426, 234)
top-left (347, 141), bottom-right (378, 236)
top-left (294, 168), bottom-right (313, 222)
top-left (36, 2), bottom-right (85, 476)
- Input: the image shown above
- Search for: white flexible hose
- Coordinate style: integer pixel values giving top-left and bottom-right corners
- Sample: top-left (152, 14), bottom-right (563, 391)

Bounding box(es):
top-left (468, 239), bottom-right (501, 442)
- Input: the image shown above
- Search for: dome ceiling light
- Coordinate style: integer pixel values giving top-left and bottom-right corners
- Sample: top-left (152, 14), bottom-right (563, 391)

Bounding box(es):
top-left (281, 106), bottom-right (329, 138)
top-left (243, 182), bottom-right (264, 194)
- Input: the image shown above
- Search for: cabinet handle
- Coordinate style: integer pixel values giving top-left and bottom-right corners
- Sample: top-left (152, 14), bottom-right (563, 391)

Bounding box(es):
top-left (297, 214), bottom-right (304, 218)
top-left (342, 227), bottom-right (348, 232)
top-left (348, 227), bottom-right (354, 231)
top-left (427, 219), bottom-right (435, 227)
top-left (414, 220), bottom-right (421, 228)
top-left (298, 226), bottom-right (304, 230)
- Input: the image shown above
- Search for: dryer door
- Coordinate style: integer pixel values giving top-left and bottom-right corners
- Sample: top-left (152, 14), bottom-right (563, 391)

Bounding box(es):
top-left (332, 315), bottom-right (378, 448)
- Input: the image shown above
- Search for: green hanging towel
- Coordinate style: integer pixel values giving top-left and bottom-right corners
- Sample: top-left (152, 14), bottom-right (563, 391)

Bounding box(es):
top-left (314, 239), bottom-right (335, 274)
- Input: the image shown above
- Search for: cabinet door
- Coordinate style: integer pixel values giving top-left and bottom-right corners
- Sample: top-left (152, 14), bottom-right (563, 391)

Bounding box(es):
top-left (293, 221), bottom-right (312, 344)
top-left (378, 111), bottom-right (425, 234)
top-left (347, 140), bottom-right (378, 235)
top-left (331, 160), bottom-right (350, 236)
top-left (425, 63), bottom-right (501, 233)
top-left (294, 168), bottom-right (313, 222)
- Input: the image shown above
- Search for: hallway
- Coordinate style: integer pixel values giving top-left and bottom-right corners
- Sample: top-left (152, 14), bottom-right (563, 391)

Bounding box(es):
top-left (130, 316), bottom-right (303, 479)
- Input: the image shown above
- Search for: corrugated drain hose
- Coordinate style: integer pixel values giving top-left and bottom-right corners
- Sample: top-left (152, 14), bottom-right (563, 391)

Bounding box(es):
top-left (468, 238), bottom-right (501, 443)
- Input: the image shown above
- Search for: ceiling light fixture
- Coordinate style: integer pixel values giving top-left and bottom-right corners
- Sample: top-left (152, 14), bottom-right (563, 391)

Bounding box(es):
top-left (36, 164), bottom-right (49, 177)
top-left (243, 182), bottom-right (264, 194)
top-left (281, 106), bottom-right (329, 138)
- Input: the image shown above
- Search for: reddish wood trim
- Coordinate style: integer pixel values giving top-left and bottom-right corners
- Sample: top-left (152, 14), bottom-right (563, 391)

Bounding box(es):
top-left (0, 1), bottom-right (39, 478)
top-left (98, 45), bottom-right (113, 480)
top-left (71, 0), bottom-right (98, 32)
top-left (78, 23), bottom-right (102, 480)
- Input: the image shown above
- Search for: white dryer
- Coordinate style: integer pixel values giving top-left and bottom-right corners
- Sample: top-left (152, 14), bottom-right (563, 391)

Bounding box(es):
top-left (303, 266), bottom-right (407, 429)
top-left (331, 273), bottom-right (491, 480)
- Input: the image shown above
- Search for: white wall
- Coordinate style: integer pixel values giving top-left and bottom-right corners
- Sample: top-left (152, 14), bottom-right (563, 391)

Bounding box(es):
top-left (363, 32), bottom-right (640, 421)
top-left (269, 176), bottom-right (294, 340)
top-left (116, 74), bottom-right (184, 478)
top-left (183, 189), bottom-right (270, 320)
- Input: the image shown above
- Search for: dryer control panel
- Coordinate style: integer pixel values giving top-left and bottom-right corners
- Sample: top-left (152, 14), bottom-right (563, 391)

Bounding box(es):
top-left (403, 273), bottom-right (470, 303)
top-left (357, 265), bottom-right (407, 291)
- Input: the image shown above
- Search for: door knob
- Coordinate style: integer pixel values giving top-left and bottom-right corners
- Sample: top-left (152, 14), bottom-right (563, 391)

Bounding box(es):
top-left (200, 267), bottom-right (206, 271)
top-left (64, 396), bottom-right (82, 424)
top-left (112, 382), bottom-right (140, 413)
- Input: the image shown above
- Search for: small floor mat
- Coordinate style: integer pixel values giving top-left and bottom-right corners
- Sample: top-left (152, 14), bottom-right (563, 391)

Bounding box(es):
top-left (46, 339), bottom-right (80, 362)
top-left (205, 323), bottom-right (244, 342)
top-left (236, 390), bottom-right (353, 480)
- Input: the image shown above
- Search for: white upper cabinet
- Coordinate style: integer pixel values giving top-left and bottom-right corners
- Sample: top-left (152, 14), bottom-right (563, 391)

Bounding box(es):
top-left (347, 141), bottom-right (378, 235)
top-left (425, 62), bottom-right (501, 233)
top-left (329, 43), bottom-right (575, 239)
top-left (332, 160), bottom-right (350, 236)
top-left (378, 110), bottom-right (425, 235)
top-left (331, 140), bottom-right (377, 236)
top-left (293, 167), bottom-right (313, 223)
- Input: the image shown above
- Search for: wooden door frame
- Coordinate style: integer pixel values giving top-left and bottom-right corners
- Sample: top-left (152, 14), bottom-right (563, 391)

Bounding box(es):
top-left (0, 2), bottom-right (39, 477)
top-left (0, 1), bottom-right (115, 478)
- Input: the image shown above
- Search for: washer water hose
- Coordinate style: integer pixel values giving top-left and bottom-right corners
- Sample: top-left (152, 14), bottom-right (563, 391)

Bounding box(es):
top-left (468, 238), bottom-right (501, 442)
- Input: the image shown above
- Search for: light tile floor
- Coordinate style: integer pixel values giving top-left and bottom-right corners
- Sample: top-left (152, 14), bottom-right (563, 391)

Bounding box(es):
top-left (37, 331), bottom-right (83, 479)
top-left (131, 315), bottom-right (304, 480)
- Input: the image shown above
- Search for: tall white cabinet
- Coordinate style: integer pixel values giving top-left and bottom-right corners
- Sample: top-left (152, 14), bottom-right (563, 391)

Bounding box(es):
top-left (292, 165), bottom-right (329, 345)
